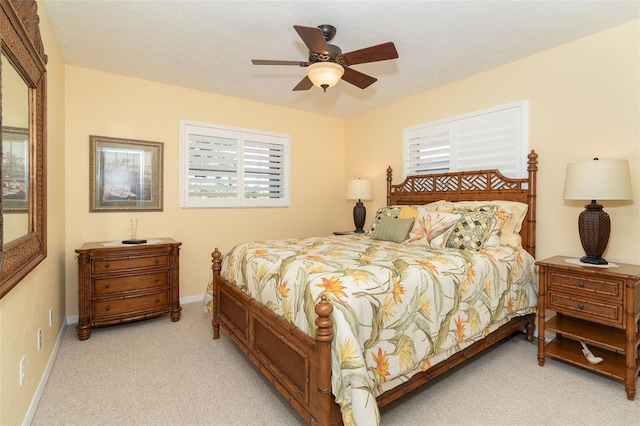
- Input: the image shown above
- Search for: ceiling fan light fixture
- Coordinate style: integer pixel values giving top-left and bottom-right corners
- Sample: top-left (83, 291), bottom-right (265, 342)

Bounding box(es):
top-left (306, 62), bottom-right (344, 92)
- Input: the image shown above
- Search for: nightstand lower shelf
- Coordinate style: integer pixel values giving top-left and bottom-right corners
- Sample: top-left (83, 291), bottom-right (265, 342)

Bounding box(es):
top-left (545, 338), bottom-right (629, 381)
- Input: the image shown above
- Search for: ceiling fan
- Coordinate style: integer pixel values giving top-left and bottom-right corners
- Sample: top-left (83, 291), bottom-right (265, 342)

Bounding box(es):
top-left (251, 24), bottom-right (399, 92)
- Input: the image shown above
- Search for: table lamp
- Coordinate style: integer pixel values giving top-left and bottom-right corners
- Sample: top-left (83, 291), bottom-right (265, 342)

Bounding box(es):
top-left (346, 178), bottom-right (373, 233)
top-left (562, 158), bottom-right (632, 265)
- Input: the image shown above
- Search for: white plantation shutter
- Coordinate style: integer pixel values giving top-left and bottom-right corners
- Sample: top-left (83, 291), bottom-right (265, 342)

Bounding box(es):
top-left (243, 137), bottom-right (287, 203)
top-left (404, 122), bottom-right (451, 175)
top-left (403, 101), bottom-right (528, 178)
top-left (180, 121), bottom-right (290, 208)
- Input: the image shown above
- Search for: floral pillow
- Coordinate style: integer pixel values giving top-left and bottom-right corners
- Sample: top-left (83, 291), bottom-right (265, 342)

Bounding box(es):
top-left (406, 209), bottom-right (461, 249)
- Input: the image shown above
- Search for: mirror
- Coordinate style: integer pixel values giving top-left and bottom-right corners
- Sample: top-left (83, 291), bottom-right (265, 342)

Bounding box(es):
top-left (2, 54), bottom-right (30, 243)
top-left (0, 0), bottom-right (47, 298)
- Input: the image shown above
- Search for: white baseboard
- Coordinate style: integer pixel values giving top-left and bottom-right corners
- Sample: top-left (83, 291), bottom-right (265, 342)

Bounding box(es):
top-left (65, 294), bottom-right (205, 325)
top-left (22, 316), bottom-right (68, 426)
top-left (180, 294), bottom-right (205, 305)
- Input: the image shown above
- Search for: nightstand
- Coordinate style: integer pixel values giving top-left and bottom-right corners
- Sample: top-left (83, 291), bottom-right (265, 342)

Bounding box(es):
top-left (75, 238), bottom-right (182, 340)
top-left (536, 255), bottom-right (640, 400)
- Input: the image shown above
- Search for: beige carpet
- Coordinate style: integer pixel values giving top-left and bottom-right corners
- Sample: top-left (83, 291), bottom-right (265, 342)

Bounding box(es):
top-left (32, 302), bottom-right (639, 425)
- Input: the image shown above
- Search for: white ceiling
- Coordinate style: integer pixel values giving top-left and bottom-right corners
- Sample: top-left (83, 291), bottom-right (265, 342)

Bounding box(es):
top-left (41, 0), bottom-right (639, 118)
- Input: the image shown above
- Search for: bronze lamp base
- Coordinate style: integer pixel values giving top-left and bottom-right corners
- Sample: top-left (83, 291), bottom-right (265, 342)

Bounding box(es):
top-left (578, 200), bottom-right (610, 265)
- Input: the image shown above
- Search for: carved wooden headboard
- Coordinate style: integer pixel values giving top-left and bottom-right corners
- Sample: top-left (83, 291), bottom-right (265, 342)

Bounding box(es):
top-left (386, 150), bottom-right (538, 257)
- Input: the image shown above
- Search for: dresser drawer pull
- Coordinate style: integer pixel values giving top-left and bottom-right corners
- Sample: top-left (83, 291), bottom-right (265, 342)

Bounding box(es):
top-left (155, 298), bottom-right (160, 303)
top-left (104, 263), bottom-right (110, 268)
top-left (155, 277), bottom-right (160, 282)
top-left (155, 259), bottom-right (160, 264)
top-left (577, 281), bottom-right (585, 288)
top-left (577, 302), bottom-right (585, 310)
top-left (105, 305), bottom-right (111, 311)
top-left (104, 283), bottom-right (110, 289)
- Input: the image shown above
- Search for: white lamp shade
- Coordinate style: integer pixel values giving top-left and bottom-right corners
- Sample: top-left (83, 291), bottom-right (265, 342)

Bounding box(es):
top-left (306, 62), bottom-right (344, 89)
top-left (347, 178), bottom-right (373, 200)
top-left (563, 159), bottom-right (632, 201)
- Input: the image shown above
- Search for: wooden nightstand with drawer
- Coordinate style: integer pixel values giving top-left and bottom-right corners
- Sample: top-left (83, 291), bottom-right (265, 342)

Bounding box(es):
top-left (536, 255), bottom-right (640, 400)
top-left (76, 238), bottom-right (182, 340)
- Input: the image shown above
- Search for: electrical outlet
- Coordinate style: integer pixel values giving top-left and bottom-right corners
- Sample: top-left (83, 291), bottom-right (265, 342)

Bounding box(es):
top-left (49, 308), bottom-right (54, 327)
top-left (37, 328), bottom-right (42, 351)
top-left (19, 356), bottom-right (26, 386)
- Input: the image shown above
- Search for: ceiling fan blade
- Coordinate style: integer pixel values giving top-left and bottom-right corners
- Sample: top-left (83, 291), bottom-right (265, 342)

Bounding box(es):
top-left (294, 25), bottom-right (329, 54)
top-left (341, 68), bottom-right (377, 89)
top-left (252, 59), bottom-right (308, 66)
top-left (339, 42), bottom-right (398, 66)
top-left (293, 76), bottom-right (313, 91)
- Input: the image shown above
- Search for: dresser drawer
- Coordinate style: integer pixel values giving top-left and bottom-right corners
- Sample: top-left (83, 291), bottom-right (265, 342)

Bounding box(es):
top-left (94, 291), bottom-right (169, 319)
top-left (94, 271), bottom-right (168, 295)
top-left (548, 270), bottom-right (623, 300)
top-left (92, 254), bottom-right (169, 273)
top-left (548, 291), bottom-right (622, 326)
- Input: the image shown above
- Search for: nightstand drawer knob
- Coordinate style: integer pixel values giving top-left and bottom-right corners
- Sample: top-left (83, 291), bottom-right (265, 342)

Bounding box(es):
top-left (104, 263), bottom-right (110, 268)
top-left (155, 259), bottom-right (160, 264)
top-left (577, 281), bottom-right (585, 288)
top-left (577, 302), bottom-right (585, 310)
top-left (105, 305), bottom-right (111, 311)
top-left (105, 283), bottom-right (110, 289)
top-left (155, 277), bottom-right (160, 282)
top-left (155, 298), bottom-right (160, 303)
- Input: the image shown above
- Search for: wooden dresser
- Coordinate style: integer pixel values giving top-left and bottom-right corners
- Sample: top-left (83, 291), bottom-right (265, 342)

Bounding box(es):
top-left (536, 255), bottom-right (640, 400)
top-left (76, 238), bottom-right (182, 340)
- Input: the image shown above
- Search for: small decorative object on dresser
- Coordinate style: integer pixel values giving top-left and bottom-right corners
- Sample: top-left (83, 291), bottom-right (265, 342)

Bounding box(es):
top-left (76, 238), bottom-right (181, 340)
top-left (536, 255), bottom-right (640, 400)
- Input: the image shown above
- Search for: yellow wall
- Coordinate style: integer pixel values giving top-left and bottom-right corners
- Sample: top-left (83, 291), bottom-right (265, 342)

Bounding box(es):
top-left (2, 3), bottom-right (639, 423)
top-left (63, 67), bottom-right (347, 315)
top-left (0, 2), bottom-right (67, 424)
top-left (347, 19), bottom-right (640, 265)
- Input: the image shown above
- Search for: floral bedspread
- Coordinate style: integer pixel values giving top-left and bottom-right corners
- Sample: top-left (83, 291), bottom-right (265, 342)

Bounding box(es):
top-left (217, 234), bottom-right (537, 425)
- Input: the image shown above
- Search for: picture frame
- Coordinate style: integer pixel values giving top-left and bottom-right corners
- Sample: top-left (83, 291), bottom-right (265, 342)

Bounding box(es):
top-left (2, 126), bottom-right (29, 212)
top-left (90, 135), bottom-right (163, 212)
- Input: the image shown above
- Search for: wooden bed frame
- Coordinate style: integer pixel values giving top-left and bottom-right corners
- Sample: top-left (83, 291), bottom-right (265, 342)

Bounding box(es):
top-left (211, 150), bottom-right (539, 425)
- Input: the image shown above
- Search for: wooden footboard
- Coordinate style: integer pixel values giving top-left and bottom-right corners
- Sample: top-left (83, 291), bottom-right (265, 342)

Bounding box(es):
top-left (211, 250), bottom-right (342, 425)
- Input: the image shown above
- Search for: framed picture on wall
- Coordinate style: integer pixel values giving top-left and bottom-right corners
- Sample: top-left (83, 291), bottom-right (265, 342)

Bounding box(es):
top-left (90, 135), bottom-right (164, 212)
top-left (2, 126), bottom-right (29, 212)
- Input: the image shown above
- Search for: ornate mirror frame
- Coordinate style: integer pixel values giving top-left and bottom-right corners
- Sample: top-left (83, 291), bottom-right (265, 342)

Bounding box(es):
top-left (0, 0), bottom-right (47, 298)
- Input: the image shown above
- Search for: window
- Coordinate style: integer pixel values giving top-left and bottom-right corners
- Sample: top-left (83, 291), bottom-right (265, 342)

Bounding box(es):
top-left (402, 100), bottom-right (529, 178)
top-left (180, 120), bottom-right (290, 208)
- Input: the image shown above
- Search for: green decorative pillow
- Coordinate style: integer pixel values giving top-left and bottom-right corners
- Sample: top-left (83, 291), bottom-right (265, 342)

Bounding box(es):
top-left (372, 217), bottom-right (415, 243)
top-left (367, 206), bottom-right (405, 235)
top-left (446, 209), bottom-right (496, 251)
